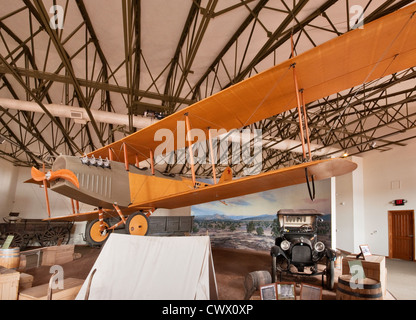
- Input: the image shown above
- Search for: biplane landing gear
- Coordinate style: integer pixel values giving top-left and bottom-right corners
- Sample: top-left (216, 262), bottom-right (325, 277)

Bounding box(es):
top-left (125, 212), bottom-right (149, 236)
top-left (85, 219), bottom-right (112, 247)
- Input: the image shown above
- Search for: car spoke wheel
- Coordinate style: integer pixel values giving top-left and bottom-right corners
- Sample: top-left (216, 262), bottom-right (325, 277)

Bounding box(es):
top-left (4, 232), bottom-right (24, 249)
top-left (39, 227), bottom-right (70, 247)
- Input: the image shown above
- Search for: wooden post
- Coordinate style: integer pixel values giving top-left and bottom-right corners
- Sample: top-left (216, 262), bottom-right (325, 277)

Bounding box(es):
top-left (185, 113), bottom-right (196, 187)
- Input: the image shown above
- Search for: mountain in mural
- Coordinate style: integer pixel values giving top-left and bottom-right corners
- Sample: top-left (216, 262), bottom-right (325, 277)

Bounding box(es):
top-left (240, 214), bottom-right (276, 221)
top-left (194, 214), bottom-right (276, 221)
top-left (194, 214), bottom-right (250, 221)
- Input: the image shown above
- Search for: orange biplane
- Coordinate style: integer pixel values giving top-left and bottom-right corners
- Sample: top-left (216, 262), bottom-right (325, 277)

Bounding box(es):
top-left (28, 4), bottom-right (416, 246)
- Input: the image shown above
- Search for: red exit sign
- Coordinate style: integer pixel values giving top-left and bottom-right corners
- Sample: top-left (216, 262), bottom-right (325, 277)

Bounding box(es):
top-left (394, 199), bottom-right (407, 206)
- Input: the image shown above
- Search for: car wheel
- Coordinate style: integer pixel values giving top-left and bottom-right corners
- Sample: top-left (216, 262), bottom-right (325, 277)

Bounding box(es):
top-left (326, 260), bottom-right (335, 290)
top-left (271, 256), bottom-right (277, 283)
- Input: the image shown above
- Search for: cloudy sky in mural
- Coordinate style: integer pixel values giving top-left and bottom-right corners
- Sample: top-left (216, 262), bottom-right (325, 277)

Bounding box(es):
top-left (191, 179), bottom-right (332, 218)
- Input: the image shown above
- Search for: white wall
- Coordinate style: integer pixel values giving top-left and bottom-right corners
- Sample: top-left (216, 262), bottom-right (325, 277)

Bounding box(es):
top-left (335, 156), bottom-right (365, 253)
top-left (335, 141), bottom-right (416, 257)
top-left (0, 158), bottom-right (18, 215)
top-left (362, 141), bottom-right (416, 257)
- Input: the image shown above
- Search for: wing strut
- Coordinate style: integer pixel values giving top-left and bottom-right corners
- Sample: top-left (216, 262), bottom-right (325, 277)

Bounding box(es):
top-left (301, 89), bottom-right (312, 162)
top-left (123, 143), bottom-right (129, 171)
top-left (208, 127), bottom-right (217, 184)
top-left (305, 167), bottom-right (316, 201)
top-left (185, 113), bottom-right (197, 187)
top-left (292, 33), bottom-right (314, 200)
top-left (150, 149), bottom-right (155, 175)
top-left (71, 199), bottom-right (80, 214)
top-left (291, 34), bottom-right (312, 162)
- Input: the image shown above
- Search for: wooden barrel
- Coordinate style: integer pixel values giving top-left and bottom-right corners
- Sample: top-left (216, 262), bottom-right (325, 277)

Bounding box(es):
top-left (0, 248), bottom-right (20, 270)
top-left (244, 271), bottom-right (272, 300)
top-left (336, 275), bottom-right (382, 300)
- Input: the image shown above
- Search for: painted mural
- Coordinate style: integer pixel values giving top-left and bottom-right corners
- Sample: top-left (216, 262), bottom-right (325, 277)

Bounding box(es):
top-left (191, 179), bottom-right (332, 252)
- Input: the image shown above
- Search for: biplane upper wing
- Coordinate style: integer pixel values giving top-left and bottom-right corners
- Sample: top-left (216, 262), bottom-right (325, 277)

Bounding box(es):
top-left (89, 4), bottom-right (416, 164)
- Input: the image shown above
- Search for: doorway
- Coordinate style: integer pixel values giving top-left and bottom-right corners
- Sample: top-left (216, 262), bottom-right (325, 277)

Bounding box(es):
top-left (388, 210), bottom-right (415, 261)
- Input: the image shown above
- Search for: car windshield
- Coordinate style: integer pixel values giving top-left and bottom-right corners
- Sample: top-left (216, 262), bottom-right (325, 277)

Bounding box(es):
top-left (279, 214), bottom-right (317, 232)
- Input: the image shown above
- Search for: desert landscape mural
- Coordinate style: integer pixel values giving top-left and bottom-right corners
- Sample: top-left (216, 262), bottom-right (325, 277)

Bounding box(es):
top-left (191, 179), bottom-right (332, 252)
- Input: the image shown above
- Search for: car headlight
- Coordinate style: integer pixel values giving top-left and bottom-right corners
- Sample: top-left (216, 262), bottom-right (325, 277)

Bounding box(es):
top-left (314, 241), bottom-right (325, 252)
top-left (280, 240), bottom-right (290, 251)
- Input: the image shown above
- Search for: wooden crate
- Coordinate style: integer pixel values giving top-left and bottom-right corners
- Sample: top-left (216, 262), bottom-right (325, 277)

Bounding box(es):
top-left (19, 273), bottom-right (34, 290)
top-left (0, 267), bottom-right (20, 300)
top-left (41, 244), bottom-right (75, 266)
top-left (18, 278), bottom-right (84, 300)
top-left (342, 254), bottom-right (387, 297)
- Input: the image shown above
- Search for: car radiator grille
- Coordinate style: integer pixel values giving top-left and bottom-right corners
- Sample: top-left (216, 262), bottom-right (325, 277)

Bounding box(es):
top-left (292, 245), bottom-right (311, 263)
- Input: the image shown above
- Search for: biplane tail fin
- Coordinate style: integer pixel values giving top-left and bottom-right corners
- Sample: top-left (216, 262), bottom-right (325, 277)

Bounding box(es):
top-left (218, 167), bottom-right (233, 184)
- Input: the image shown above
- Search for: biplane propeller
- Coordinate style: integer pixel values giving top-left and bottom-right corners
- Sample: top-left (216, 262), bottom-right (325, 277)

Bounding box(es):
top-left (26, 165), bottom-right (80, 218)
top-left (27, 4), bottom-right (416, 246)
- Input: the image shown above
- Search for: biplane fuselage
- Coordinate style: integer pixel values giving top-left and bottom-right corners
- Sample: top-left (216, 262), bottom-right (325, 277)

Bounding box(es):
top-left (50, 155), bottom-right (202, 210)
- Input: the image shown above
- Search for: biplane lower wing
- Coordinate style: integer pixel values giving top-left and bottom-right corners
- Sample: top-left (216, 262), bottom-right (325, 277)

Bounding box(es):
top-left (41, 158), bottom-right (356, 222)
top-left (43, 208), bottom-right (141, 222)
top-left (129, 158), bottom-right (356, 210)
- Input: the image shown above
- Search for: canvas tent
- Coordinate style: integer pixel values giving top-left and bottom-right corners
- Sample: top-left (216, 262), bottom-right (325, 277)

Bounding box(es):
top-left (76, 234), bottom-right (218, 300)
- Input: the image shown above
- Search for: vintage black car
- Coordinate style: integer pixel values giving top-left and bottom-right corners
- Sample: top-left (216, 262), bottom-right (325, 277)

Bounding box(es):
top-left (270, 209), bottom-right (336, 289)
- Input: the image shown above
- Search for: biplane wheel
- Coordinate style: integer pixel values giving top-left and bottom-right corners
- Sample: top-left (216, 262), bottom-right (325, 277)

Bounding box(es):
top-left (125, 212), bottom-right (149, 236)
top-left (85, 219), bottom-right (111, 247)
